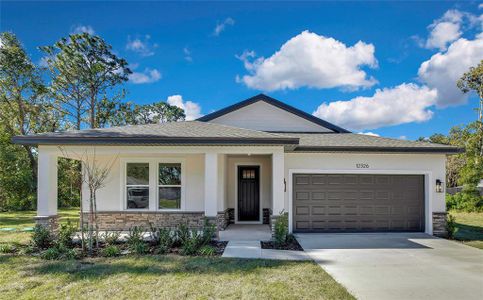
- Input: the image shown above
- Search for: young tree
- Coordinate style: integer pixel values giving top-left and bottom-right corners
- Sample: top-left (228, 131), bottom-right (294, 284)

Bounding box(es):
top-left (41, 32), bottom-right (131, 129)
top-left (61, 147), bottom-right (117, 255)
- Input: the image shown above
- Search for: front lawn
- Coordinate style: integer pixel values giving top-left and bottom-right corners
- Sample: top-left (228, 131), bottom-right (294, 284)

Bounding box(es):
top-left (0, 208), bottom-right (79, 245)
top-left (0, 255), bottom-right (353, 299)
top-left (449, 211), bottom-right (483, 249)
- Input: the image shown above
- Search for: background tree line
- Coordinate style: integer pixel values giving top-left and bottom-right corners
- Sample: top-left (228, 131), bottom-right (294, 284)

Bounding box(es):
top-left (0, 31), bottom-right (184, 211)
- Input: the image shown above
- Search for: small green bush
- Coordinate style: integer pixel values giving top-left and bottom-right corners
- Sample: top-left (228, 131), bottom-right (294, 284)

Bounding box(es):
top-left (180, 232), bottom-right (202, 256)
top-left (131, 241), bottom-right (148, 255)
top-left (201, 218), bottom-right (216, 245)
top-left (175, 223), bottom-right (190, 246)
top-left (0, 243), bottom-right (15, 254)
top-left (41, 244), bottom-right (77, 260)
top-left (198, 245), bottom-right (216, 256)
top-left (41, 247), bottom-right (60, 260)
top-left (101, 231), bottom-right (121, 245)
top-left (31, 225), bottom-right (53, 249)
top-left (57, 221), bottom-right (76, 248)
top-left (273, 211), bottom-right (289, 247)
top-left (446, 214), bottom-right (458, 239)
top-left (101, 245), bottom-right (120, 257)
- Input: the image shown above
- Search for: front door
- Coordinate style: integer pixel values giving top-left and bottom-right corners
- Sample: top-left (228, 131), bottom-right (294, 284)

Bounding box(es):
top-left (238, 166), bottom-right (260, 222)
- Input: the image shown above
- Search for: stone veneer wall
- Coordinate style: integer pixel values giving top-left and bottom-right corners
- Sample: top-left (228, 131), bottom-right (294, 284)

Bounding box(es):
top-left (263, 208), bottom-right (271, 225)
top-left (82, 211), bottom-right (206, 231)
top-left (432, 212), bottom-right (448, 237)
top-left (35, 215), bottom-right (59, 232)
top-left (217, 209), bottom-right (230, 231)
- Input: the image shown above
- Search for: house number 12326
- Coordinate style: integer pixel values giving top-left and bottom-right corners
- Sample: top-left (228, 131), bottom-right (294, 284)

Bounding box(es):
top-left (356, 163), bottom-right (369, 168)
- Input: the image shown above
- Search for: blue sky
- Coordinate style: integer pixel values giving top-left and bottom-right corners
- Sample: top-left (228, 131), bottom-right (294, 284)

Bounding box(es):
top-left (2, 1), bottom-right (482, 139)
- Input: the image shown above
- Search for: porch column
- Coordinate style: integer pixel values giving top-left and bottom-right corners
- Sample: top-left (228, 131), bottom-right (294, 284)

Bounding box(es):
top-left (272, 150), bottom-right (285, 216)
top-left (204, 152), bottom-right (218, 217)
top-left (36, 148), bottom-right (58, 231)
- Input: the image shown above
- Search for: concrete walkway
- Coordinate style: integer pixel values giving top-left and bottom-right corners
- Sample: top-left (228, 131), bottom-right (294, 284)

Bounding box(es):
top-left (219, 224), bottom-right (272, 241)
top-left (222, 240), bottom-right (311, 260)
top-left (297, 233), bottom-right (483, 300)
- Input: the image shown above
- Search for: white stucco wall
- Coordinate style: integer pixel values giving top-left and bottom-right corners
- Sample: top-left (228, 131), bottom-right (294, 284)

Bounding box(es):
top-left (81, 153), bottom-right (205, 212)
top-left (209, 101), bottom-right (332, 132)
top-left (284, 152), bottom-right (447, 234)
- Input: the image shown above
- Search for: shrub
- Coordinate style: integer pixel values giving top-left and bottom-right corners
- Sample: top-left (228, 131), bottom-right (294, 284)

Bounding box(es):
top-left (446, 214), bottom-right (458, 239)
top-left (156, 228), bottom-right (174, 254)
top-left (446, 188), bottom-right (483, 212)
top-left (273, 211), bottom-right (289, 247)
top-left (57, 221), bottom-right (76, 248)
top-left (31, 225), bottom-right (53, 249)
top-left (198, 245), bottom-right (216, 256)
top-left (41, 247), bottom-right (60, 260)
top-left (127, 226), bottom-right (144, 245)
top-left (179, 231), bottom-right (202, 256)
top-left (175, 223), bottom-right (190, 246)
top-left (0, 243), bottom-right (15, 254)
top-left (41, 244), bottom-right (77, 260)
top-left (101, 231), bottom-right (120, 245)
top-left (131, 241), bottom-right (148, 255)
top-left (201, 218), bottom-right (216, 245)
top-left (101, 245), bottom-right (120, 257)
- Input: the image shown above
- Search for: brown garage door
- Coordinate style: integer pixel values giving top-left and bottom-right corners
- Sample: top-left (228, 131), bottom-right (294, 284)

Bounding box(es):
top-left (292, 174), bottom-right (425, 232)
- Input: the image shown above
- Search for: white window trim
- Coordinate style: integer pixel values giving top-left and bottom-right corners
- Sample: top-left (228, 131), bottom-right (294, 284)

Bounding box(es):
top-left (120, 158), bottom-right (186, 212)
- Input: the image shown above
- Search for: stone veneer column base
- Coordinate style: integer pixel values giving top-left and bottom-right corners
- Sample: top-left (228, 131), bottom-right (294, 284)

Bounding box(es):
top-left (35, 215), bottom-right (59, 232)
top-left (432, 212), bottom-right (448, 237)
top-left (270, 215), bottom-right (279, 239)
top-left (216, 209), bottom-right (229, 231)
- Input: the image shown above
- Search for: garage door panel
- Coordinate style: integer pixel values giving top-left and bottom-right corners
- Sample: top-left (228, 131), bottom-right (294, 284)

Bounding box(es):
top-left (293, 174), bottom-right (425, 233)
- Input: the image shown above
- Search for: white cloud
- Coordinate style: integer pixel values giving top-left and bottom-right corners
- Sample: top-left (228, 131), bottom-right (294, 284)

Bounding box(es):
top-left (183, 47), bottom-right (192, 62)
top-left (126, 35), bottom-right (157, 57)
top-left (313, 83), bottom-right (438, 131)
top-left (166, 95), bottom-right (202, 120)
top-left (71, 25), bottom-right (95, 35)
top-left (479, 3), bottom-right (483, 9)
top-left (213, 17), bottom-right (235, 36)
top-left (398, 136), bottom-right (407, 140)
top-left (237, 31), bottom-right (378, 91)
top-left (358, 132), bottom-right (380, 137)
top-left (128, 68), bottom-right (161, 84)
top-left (418, 36), bottom-right (483, 107)
top-left (425, 10), bottom-right (463, 50)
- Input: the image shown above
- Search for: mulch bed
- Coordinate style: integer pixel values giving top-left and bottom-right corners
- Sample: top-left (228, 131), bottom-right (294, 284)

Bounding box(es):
top-left (260, 239), bottom-right (304, 251)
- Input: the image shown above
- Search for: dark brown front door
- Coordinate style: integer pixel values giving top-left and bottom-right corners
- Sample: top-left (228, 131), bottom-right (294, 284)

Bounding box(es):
top-left (238, 166), bottom-right (260, 221)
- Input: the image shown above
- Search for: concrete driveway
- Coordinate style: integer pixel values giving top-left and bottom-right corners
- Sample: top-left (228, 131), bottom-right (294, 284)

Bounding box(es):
top-left (296, 233), bottom-right (483, 300)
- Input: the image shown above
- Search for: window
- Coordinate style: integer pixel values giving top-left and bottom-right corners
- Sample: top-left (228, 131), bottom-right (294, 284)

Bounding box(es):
top-left (126, 163), bottom-right (149, 209)
top-left (242, 169), bottom-right (256, 179)
top-left (158, 163), bottom-right (181, 209)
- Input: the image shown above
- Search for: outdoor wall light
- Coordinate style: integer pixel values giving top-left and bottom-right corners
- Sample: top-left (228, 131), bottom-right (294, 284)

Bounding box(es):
top-left (435, 179), bottom-right (443, 193)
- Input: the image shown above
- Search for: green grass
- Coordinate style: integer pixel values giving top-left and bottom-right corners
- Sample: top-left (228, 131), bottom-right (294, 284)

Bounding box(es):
top-left (0, 210), bottom-right (354, 299)
top-left (0, 255), bottom-right (353, 300)
top-left (449, 211), bottom-right (483, 249)
top-left (0, 208), bottom-right (79, 245)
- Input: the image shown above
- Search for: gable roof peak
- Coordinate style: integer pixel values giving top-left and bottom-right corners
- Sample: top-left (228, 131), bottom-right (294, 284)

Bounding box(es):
top-left (197, 94), bottom-right (351, 133)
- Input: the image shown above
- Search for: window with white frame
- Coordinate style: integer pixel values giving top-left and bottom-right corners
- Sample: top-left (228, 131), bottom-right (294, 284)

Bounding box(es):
top-left (126, 163), bottom-right (150, 209)
top-left (158, 163), bottom-right (182, 209)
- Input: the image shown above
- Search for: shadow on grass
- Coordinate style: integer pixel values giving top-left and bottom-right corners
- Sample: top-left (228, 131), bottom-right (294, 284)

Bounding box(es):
top-left (27, 256), bottom-right (304, 281)
top-left (455, 222), bottom-right (483, 241)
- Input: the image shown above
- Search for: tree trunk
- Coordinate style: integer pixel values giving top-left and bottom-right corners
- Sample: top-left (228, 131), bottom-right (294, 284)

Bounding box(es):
top-left (88, 188), bottom-right (94, 256)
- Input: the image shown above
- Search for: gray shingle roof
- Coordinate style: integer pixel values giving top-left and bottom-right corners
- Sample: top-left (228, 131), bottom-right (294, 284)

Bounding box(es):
top-left (12, 121), bottom-right (299, 145)
top-left (278, 133), bottom-right (461, 153)
top-left (12, 121), bottom-right (462, 153)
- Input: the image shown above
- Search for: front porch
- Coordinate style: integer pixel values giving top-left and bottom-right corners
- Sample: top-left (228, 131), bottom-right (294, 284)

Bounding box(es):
top-left (35, 145), bottom-right (286, 236)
